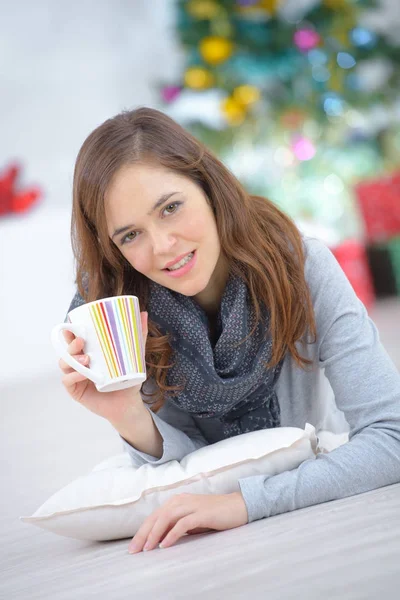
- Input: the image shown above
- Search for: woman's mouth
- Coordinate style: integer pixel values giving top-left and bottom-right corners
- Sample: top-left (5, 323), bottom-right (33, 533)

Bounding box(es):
top-left (163, 250), bottom-right (197, 278)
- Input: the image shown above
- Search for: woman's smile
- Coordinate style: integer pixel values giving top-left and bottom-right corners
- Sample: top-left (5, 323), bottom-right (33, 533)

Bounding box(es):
top-left (162, 249), bottom-right (197, 278)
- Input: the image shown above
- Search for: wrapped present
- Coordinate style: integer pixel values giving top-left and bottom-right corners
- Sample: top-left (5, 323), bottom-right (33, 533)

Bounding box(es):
top-left (354, 172), bottom-right (400, 243)
top-left (387, 237), bottom-right (400, 296)
top-left (366, 244), bottom-right (397, 298)
top-left (331, 239), bottom-right (375, 310)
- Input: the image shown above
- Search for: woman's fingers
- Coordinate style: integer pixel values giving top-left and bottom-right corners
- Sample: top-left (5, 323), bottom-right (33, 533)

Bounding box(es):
top-left (141, 311), bottom-right (148, 340)
top-left (62, 330), bottom-right (75, 344)
top-left (57, 336), bottom-right (87, 374)
top-left (58, 354), bottom-right (89, 374)
top-left (67, 336), bottom-right (85, 355)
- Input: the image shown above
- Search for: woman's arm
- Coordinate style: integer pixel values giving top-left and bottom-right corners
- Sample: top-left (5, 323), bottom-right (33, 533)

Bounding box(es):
top-left (65, 292), bottom-right (209, 465)
top-left (121, 393), bottom-right (209, 466)
top-left (238, 238), bottom-right (400, 522)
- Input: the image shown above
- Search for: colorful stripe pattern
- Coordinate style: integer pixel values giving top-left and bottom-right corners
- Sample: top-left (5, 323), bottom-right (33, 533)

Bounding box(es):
top-left (88, 297), bottom-right (145, 379)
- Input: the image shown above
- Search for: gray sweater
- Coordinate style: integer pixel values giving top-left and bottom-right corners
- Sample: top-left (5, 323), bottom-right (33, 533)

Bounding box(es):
top-left (120, 237), bottom-right (400, 522)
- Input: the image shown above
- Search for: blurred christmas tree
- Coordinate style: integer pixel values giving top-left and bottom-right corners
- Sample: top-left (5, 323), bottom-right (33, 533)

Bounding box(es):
top-left (160, 0), bottom-right (400, 245)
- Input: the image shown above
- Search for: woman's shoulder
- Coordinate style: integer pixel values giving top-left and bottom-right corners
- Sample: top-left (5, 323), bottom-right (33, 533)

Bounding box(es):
top-left (301, 236), bottom-right (351, 295)
top-left (302, 235), bottom-right (333, 264)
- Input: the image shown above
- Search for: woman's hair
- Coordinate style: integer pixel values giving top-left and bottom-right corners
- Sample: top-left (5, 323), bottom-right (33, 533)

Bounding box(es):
top-left (72, 107), bottom-right (316, 411)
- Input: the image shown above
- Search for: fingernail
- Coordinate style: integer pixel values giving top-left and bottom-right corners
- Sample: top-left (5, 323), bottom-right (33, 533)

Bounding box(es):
top-left (143, 542), bottom-right (151, 551)
top-left (128, 543), bottom-right (139, 554)
top-left (77, 356), bottom-right (87, 364)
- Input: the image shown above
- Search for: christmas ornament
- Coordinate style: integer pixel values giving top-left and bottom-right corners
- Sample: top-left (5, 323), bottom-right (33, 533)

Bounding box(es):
top-left (186, 0), bottom-right (220, 20)
top-left (350, 27), bottom-right (377, 49)
top-left (184, 66), bottom-right (214, 89)
top-left (259, 0), bottom-right (280, 12)
top-left (161, 86), bottom-right (181, 103)
top-left (291, 136), bottom-right (316, 161)
top-left (233, 84), bottom-right (261, 106)
top-left (293, 29), bottom-right (321, 53)
top-left (199, 36), bottom-right (233, 65)
top-left (221, 96), bottom-right (246, 125)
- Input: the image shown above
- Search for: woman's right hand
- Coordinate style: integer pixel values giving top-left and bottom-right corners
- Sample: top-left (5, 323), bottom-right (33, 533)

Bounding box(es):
top-left (58, 311), bottom-right (149, 427)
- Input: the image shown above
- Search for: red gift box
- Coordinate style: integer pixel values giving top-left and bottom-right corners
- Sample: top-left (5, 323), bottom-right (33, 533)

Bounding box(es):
top-left (330, 240), bottom-right (375, 310)
top-left (354, 172), bottom-right (400, 243)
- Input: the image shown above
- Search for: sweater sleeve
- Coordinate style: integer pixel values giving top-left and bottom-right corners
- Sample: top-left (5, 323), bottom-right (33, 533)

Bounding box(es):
top-left (121, 398), bottom-right (209, 466)
top-left (238, 238), bottom-right (400, 522)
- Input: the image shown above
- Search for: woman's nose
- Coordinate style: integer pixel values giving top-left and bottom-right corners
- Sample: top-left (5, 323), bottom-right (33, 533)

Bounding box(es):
top-left (150, 230), bottom-right (177, 255)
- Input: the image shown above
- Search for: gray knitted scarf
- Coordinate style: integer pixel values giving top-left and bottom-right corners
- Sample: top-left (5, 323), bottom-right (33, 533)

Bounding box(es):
top-left (147, 273), bottom-right (282, 439)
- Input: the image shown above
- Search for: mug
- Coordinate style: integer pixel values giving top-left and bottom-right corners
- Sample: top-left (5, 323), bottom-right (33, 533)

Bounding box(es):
top-left (51, 295), bottom-right (146, 393)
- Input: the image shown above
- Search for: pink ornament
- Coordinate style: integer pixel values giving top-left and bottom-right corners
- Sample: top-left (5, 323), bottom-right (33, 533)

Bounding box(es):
top-left (161, 86), bottom-right (181, 103)
top-left (293, 29), bottom-right (321, 52)
top-left (292, 136), bottom-right (316, 161)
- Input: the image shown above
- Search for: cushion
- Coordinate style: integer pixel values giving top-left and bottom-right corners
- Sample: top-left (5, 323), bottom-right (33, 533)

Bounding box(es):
top-left (21, 424), bottom-right (318, 542)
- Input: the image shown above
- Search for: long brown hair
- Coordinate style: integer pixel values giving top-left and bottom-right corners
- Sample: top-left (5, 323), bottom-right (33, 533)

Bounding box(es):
top-left (71, 107), bottom-right (316, 411)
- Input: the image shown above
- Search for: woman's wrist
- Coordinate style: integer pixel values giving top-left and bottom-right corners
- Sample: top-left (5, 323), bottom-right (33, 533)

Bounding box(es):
top-left (112, 400), bottom-right (163, 458)
top-left (109, 391), bottom-right (147, 432)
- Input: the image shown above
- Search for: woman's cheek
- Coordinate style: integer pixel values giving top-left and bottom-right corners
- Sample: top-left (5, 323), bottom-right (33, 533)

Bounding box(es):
top-left (124, 249), bottom-right (148, 275)
top-left (182, 214), bottom-right (207, 239)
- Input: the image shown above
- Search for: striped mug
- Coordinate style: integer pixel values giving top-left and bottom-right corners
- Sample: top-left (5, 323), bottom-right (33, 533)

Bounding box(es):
top-left (51, 295), bottom-right (146, 392)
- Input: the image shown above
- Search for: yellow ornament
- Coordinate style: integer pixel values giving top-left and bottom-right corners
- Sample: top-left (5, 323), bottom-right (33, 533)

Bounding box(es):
top-left (184, 66), bottom-right (214, 90)
top-left (199, 36), bottom-right (233, 65)
top-left (323, 0), bottom-right (348, 8)
top-left (259, 0), bottom-right (280, 14)
top-left (186, 0), bottom-right (220, 20)
top-left (221, 97), bottom-right (246, 126)
top-left (233, 85), bottom-right (261, 107)
top-left (237, 0), bottom-right (280, 17)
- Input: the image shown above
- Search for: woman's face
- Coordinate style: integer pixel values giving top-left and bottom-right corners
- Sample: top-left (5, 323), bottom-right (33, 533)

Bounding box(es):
top-left (105, 162), bottom-right (228, 309)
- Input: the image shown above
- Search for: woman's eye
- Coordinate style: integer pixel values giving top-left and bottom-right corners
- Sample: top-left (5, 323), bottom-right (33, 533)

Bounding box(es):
top-left (122, 231), bottom-right (137, 244)
top-left (163, 202), bottom-right (179, 215)
top-left (121, 202), bottom-right (181, 245)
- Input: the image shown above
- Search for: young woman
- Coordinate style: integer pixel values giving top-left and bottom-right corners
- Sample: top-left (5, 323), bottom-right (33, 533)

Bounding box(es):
top-left (60, 107), bottom-right (400, 554)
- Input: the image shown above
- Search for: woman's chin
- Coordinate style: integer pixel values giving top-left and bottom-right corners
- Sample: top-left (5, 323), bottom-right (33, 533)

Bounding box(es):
top-left (161, 273), bottom-right (210, 297)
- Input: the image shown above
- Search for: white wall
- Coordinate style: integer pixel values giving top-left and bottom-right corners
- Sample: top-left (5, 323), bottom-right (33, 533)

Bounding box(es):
top-left (0, 0), bottom-right (182, 385)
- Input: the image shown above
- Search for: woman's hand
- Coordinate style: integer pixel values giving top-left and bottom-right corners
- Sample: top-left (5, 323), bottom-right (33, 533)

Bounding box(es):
top-left (58, 311), bottom-right (149, 426)
top-left (128, 491), bottom-right (248, 554)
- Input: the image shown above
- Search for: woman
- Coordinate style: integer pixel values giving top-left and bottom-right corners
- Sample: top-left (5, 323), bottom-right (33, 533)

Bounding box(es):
top-left (61, 107), bottom-right (400, 554)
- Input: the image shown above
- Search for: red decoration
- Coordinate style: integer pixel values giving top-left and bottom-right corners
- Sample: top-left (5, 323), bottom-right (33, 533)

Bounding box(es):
top-left (331, 239), bottom-right (376, 310)
top-left (0, 162), bottom-right (42, 217)
top-left (354, 172), bottom-right (400, 243)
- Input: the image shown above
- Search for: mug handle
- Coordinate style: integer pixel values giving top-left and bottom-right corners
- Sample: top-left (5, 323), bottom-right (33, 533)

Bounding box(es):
top-left (51, 323), bottom-right (105, 386)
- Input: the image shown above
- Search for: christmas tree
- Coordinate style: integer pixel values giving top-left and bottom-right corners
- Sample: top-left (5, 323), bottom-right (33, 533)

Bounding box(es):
top-left (160, 0), bottom-right (400, 246)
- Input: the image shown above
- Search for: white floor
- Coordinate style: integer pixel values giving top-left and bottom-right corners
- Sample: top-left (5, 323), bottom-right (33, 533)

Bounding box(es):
top-left (0, 299), bottom-right (399, 599)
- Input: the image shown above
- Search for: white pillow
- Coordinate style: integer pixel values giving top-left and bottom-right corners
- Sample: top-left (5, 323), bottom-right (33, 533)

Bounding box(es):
top-left (21, 424), bottom-right (318, 541)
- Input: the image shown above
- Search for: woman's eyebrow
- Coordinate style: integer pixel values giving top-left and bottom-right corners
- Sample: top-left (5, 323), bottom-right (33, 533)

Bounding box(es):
top-left (111, 191), bottom-right (180, 239)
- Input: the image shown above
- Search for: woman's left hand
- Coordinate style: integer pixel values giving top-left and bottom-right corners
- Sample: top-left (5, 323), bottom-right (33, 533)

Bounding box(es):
top-left (128, 492), bottom-right (248, 553)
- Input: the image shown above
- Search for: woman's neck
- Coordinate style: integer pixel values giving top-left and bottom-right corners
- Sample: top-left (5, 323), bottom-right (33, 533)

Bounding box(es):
top-left (193, 253), bottom-right (229, 317)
